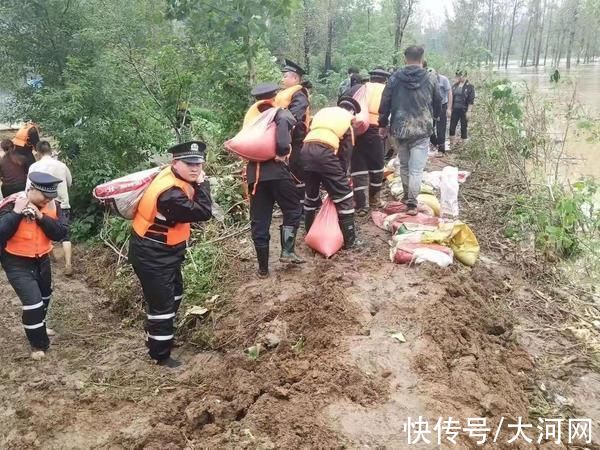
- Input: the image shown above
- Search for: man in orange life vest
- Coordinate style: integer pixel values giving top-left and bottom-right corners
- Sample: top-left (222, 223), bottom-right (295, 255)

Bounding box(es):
top-left (0, 172), bottom-right (68, 360)
top-left (129, 141), bottom-right (212, 368)
top-left (244, 83), bottom-right (304, 278)
top-left (346, 68), bottom-right (390, 215)
top-left (275, 59), bottom-right (310, 205)
top-left (302, 97), bottom-right (361, 248)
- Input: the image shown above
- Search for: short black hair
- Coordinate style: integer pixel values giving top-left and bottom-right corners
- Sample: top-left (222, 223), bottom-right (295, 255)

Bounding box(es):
top-left (36, 140), bottom-right (52, 155)
top-left (1, 139), bottom-right (14, 152)
top-left (347, 67), bottom-right (359, 75)
top-left (404, 45), bottom-right (425, 62)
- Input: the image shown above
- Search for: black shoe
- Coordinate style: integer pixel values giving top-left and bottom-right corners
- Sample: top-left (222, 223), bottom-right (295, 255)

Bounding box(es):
top-left (156, 357), bottom-right (182, 368)
top-left (255, 246), bottom-right (269, 278)
top-left (279, 226), bottom-right (305, 264)
top-left (304, 210), bottom-right (316, 233)
top-left (339, 215), bottom-right (358, 249)
top-left (406, 205), bottom-right (418, 216)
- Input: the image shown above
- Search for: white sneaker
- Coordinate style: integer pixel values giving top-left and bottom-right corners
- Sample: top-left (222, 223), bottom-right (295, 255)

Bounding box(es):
top-left (46, 327), bottom-right (56, 337)
top-left (31, 350), bottom-right (45, 360)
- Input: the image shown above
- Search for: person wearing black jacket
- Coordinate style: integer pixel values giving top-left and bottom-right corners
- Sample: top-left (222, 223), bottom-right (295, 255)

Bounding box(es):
top-left (379, 46), bottom-right (442, 215)
top-left (0, 172), bottom-right (68, 360)
top-left (449, 70), bottom-right (475, 144)
top-left (129, 141), bottom-right (212, 368)
top-left (245, 83), bottom-right (304, 278)
top-left (276, 59), bottom-right (310, 205)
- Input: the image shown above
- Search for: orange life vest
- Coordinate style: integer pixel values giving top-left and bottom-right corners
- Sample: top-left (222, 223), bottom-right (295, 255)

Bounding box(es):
top-left (274, 85), bottom-right (311, 128)
top-left (132, 167), bottom-right (194, 246)
top-left (243, 99), bottom-right (275, 128)
top-left (4, 200), bottom-right (57, 258)
top-left (365, 82), bottom-right (385, 126)
top-left (12, 122), bottom-right (39, 148)
top-left (304, 107), bottom-right (355, 153)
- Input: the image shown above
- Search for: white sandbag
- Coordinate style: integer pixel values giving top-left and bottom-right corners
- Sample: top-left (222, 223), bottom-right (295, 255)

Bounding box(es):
top-left (440, 166), bottom-right (459, 219)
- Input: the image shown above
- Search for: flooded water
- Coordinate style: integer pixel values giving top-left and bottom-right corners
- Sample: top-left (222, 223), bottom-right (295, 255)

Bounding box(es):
top-left (497, 62), bottom-right (600, 181)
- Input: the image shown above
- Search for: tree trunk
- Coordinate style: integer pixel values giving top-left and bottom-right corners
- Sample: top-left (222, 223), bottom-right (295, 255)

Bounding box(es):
top-left (497, 14), bottom-right (506, 69)
top-left (534, 0), bottom-right (547, 66)
top-left (324, 0), bottom-right (333, 72)
top-left (521, 18), bottom-right (532, 66)
top-left (556, 29), bottom-right (566, 67)
top-left (543, 5), bottom-right (553, 66)
top-left (392, 0), bottom-right (415, 65)
top-left (505, 0), bottom-right (519, 68)
top-left (565, 0), bottom-right (580, 69)
top-left (487, 0), bottom-right (495, 64)
top-left (244, 35), bottom-right (256, 85)
top-left (367, 7), bottom-right (371, 33)
top-left (303, 0), bottom-right (311, 73)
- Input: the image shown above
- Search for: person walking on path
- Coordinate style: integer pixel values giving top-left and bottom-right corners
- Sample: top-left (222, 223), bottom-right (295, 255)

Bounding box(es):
top-left (27, 141), bottom-right (74, 275)
top-left (0, 172), bottom-right (68, 360)
top-left (243, 83), bottom-right (304, 278)
top-left (449, 70), bottom-right (475, 146)
top-left (129, 141), bottom-right (212, 369)
top-left (378, 46), bottom-right (441, 216)
top-left (0, 139), bottom-right (29, 198)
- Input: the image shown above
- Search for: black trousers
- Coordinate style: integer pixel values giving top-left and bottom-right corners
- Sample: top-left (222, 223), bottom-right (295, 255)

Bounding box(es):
top-left (449, 107), bottom-right (468, 139)
top-left (130, 246), bottom-right (184, 362)
top-left (249, 178), bottom-right (302, 248)
top-left (351, 127), bottom-right (385, 209)
top-left (1, 252), bottom-right (52, 350)
top-left (302, 145), bottom-right (355, 217)
top-left (289, 140), bottom-right (306, 205)
top-left (435, 104), bottom-right (449, 151)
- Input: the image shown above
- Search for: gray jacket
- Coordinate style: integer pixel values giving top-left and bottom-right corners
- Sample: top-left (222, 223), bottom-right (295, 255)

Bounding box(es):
top-left (378, 65), bottom-right (442, 142)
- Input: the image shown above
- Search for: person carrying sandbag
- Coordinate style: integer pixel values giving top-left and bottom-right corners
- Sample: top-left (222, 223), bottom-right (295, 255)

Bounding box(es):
top-left (302, 96), bottom-right (362, 249)
top-left (129, 141), bottom-right (212, 369)
top-left (243, 83), bottom-right (304, 278)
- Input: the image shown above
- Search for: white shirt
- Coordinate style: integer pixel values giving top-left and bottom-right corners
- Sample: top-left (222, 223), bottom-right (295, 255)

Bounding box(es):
top-left (27, 155), bottom-right (72, 209)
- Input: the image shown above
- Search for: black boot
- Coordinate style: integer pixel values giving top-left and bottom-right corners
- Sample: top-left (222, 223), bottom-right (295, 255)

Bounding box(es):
top-left (157, 357), bottom-right (182, 369)
top-left (255, 246), bottom-right (269, 278)
top-left (339, 215), bottom-right (359, 249)
top-left (279, 226), bottom-right (305, 264)
top-left (304, 210), bottom-right (316, 233)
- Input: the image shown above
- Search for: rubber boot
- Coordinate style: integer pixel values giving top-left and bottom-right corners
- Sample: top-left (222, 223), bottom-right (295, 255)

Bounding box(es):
top-left (369, 190), bottom-right (385, 209)
top-left (339, 215), bottom-right (359, 249)
top-left (255, 246), bottom-right (269, 278)
top-left (279, 226), bottom-right (305, 264)
top-left (304, 210), bottom-right (316, 233)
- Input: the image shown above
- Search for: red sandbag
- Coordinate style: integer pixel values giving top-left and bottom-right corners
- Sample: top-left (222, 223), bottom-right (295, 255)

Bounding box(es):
top-left (305, 196), bottom-right (344, 258)
top-left (390, 213), bottom-right (439, 232)
top-left (392, 243), bottom-right (453, 264)
top-left (371, 211), bottom-right (387, 230)
top-left (0, 192), bottom-right (21, 210)
top-left (352, 85), bottom-right (370, 136)
top-left (225, 108), bottom-right (278, 162)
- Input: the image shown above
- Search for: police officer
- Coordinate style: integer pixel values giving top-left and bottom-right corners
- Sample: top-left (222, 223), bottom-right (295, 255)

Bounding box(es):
top-left (0, 172), bottom-right (68, 360)
top-left (275, 59), bottom-right (310, 205)
top-left (302, 97), bottom-right (361, 248)
top-left (129, 141), bottom-right (212, 368)
top-left (244, 83), bottom-right (304, 278)
top-left (347, 68), bottom-right (390, 215)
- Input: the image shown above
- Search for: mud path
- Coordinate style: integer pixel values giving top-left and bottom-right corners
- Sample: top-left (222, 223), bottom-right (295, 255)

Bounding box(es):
top-left (0, 218), bottom-right (598, 448)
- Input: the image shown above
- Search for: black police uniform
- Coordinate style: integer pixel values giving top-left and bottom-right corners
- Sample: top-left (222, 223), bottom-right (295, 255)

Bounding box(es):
top-left (128, 142), bottom-right (212, 366)
top-left (281, 59), bottom-right (310, 203)
top-left (0, 172), bottom-right (68, 351)
top-left (246, 83), bottom-right (303, 276)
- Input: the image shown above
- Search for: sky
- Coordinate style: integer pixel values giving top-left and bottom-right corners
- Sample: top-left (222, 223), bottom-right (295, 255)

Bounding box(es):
top-left (417, 0), bottom-right (455, 28)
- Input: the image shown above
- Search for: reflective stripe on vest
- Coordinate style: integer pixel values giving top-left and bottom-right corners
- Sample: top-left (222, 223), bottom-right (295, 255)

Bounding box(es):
top-left (132, 167), bottom-right (194, 246)
top-left (275, 85), bottom-right (311, 129)
top-left (243, 99), bottom-right (275, 128)
top-left (366, 82), bottom-right (385, 125)
top-left (5, 201), bottom-right (56, 258)
top-left (304, 107), bottom-right (354, 152)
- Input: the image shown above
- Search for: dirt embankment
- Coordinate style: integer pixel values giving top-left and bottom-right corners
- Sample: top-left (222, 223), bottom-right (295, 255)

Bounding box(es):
top-left (1, 157), bottom-right (599, 449)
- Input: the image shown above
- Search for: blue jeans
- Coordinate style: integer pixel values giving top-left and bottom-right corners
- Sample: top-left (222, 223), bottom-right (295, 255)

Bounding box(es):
top-left (391, 137), bottom-right (429, 207)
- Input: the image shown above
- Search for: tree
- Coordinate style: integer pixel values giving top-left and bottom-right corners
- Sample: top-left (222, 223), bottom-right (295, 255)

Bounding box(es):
top-left (392, 0), bottom-right (416, 65)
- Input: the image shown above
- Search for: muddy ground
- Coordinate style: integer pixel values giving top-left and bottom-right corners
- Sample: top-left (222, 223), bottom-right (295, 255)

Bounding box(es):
top-left (1, 156), bottom-right (599, 449)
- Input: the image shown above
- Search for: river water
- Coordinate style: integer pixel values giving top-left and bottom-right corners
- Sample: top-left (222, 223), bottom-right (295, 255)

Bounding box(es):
top-left (497, 62), bottom-right (600, 181)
